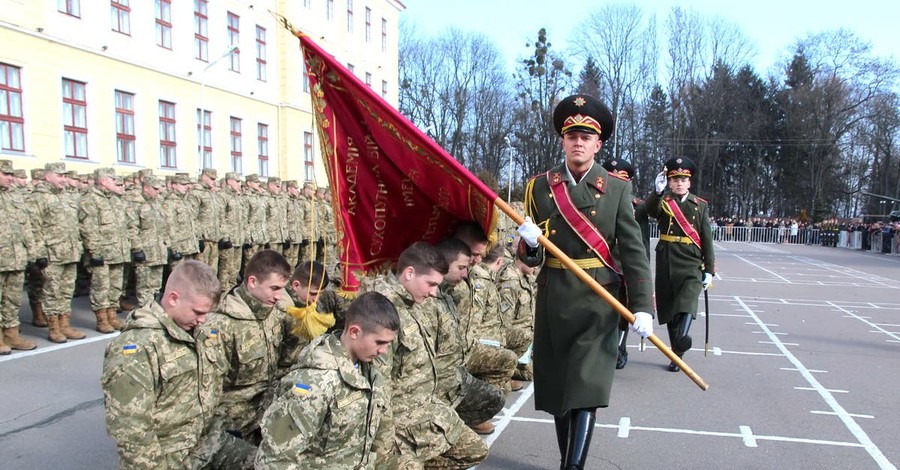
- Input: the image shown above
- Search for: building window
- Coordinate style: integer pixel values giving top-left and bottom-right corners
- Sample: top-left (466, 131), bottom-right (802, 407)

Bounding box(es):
top-left (381, 80), bottom-right (388, 99)
top-left (62, 79), bottom-right (88, 159)
top-left (365, 7), bottom-right (371, 43)
top-left (302, 0), bottom-right (311, 8)
top-left (58, 0), bottom-right (80, 17)
top-left (258, 123), bottom-right (268, 177)
top-left (197, 109), bottom-right (211, 168)
top-left (227, 12), bottom-right (240, 72)
top-left (111, 0), bottom-right (130, 35)
top-left (347, 63), bottom-right (355, 73)
top-left (159, 101), bottom-right (176, 168)
top-left (381, 18), bottom-right (387, 53)
top-left (365, 72), bottom-right (371, 87)
top-left (0, 63), bottom-right (25, 152)
top-left (230, 117), bottom-right (242, 173)
top-left (304, 132), bottom-right (314, 182)
top-left (256, 26), bottom-right (267, 82)
top-left (194, 0), bottom-right (209, 61)
top-left (115, 91), bottom-right (135, 163)
top-left (155, 0), bottom-right (172, 49)
top-left (326, 0), bottom-right (333, 21)
top-left (346, 0), bottom-right (353, 33)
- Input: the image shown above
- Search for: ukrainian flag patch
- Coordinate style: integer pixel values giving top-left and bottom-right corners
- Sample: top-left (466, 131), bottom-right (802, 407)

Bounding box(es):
top-left (122, 344), bottom-right (138, 355)
top-left (208, 329), bottom-right (218, 339)
top-left (291, 383), bottom-right (312, 396)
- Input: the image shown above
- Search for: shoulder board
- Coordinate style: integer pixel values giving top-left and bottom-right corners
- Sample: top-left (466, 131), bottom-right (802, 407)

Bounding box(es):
top-left (528, 171), bottom-right (548, 182)
top-left (695, 196), bottom-right (707, 204)
top-left (607, 171), bottom-right (629, 181)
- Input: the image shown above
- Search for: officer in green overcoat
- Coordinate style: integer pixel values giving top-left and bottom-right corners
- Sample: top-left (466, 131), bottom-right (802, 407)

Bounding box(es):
top-left (516, 95), bottom-right (655, 470)
top-left (646, 157), bottom-right (716, 372)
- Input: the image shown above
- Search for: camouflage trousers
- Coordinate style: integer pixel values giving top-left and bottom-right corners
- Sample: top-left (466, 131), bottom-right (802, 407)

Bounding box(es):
top-left (193, 422), bottom-right (258, 470)
top-left (299, 241), bottom-right (316, 264)
top-left (42, 263), bottom-right (76, 317)
top-left (465, 343), bottom-right (517, 395)
top-left (89, 263), bottom-right (125, 312)
top-left (282, 243), bottom-right (300, 268)
top-left (197, 240), bottom-right (219, 276)
top-left (0, 270), bottom-right (24, 328)
top-left (134, 263), bottom-right (163, 308)
top-left (242, 244), bottom-right (264, 274)
top-left (217, 246), bottom-right (242, 291)
top-left (455, 371), bottom-right (504, 426)
top-left (422, 425), bottom-right (489, 470)
top-left (26, 262), bottom-right (45, 304)
top-left (505, 327), bottom-right (534, 381)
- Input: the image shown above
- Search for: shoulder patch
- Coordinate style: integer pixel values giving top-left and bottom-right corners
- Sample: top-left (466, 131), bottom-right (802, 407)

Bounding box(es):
top-left (291, 383), bottom-right (312, 396)
top-left (122, 344), bottom-right (138, 355)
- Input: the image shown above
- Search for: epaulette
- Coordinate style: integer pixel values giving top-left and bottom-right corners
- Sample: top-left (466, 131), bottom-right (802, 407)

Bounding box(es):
top-left (528, 171), bottom-right (548, 182)
top-left (695, 195), bottom-right (708, 204)
top-left (607, 170), bottom-right (629, 181)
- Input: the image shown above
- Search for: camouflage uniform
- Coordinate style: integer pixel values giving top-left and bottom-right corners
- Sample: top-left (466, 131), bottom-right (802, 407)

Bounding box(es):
top-left (497, 260), bottom-right (536, 381)
top-left (264, 177), bottom-right (290, 260)
top-left (191, 170), bottom-right (224, 274)
top-left (101, 302), bottom-right (255, 469)
top-left (283, 182), bottom-right (303, 267)
top-left (206, 284), bottom-right (286, 441)
top-left (129, 176), bottom-right (168, 308)
top-left (217, 174), bottom-right (244, 289)
top-left (366, 273), bottom-right (488, 469)
top-left (162, 176), bottom-right (200, 264)
top-left (256, 332), bottom-right (396, 469)
top-left (242, 176), bottom-right (268, 269)
top-left (456, 264), bottom-right (517, 394)
top-left (0, 161), bottom-right (39, 351)
top-left (298, 185), bottom-right (318, 262)
top-left (28, 168), bottom-right (83, 342)
top-left (277, 285), bottom-right (350, 378)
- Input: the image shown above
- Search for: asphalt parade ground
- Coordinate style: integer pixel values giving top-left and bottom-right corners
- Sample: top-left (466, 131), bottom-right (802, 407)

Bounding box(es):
top-left (1, 241), bottom-right (899, 469)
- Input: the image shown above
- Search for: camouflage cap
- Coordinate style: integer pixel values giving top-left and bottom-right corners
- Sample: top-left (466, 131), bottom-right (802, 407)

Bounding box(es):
top-left (113, 175), bottom-right (125, 184)
top-left (0, 160), bottom-right (15, 175)
top-left (138, 168), bottom-right (154, 178)
top-left (94, 167), bottom-right (116, 179)
top-left (285, 180), bottom-right (298, 188)
top-left (171, 174), bottom-right (191, 185)
top-left (143, 175), bottom-right (163, 189)
top-left (201, 168), bottom-right (218, 179)
top-left (245, 174), bottom-right (260, 183)
top-left (14, 169), bottom-right (26, 178)
top-left (225, 171), bottom-right (243, 181)
top-left (31, 168), bottom-right (45, 180)
top-left (45, 162), bottom-right (67, 174)
top-left (303, 182), bottom-right (316, 190)
top-left (65, 170), bottom-right (78, 178)
top-left (267, 176), bottom-right (282, 185)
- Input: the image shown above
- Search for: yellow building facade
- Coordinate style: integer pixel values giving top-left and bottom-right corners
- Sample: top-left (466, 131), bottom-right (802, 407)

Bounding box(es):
top-left (0, 0), bottom-right (404, 184)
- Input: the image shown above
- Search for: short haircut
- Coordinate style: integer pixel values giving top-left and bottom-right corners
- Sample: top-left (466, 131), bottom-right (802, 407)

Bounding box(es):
top-left (345, 291), bottom-right (401, 333)
top-left (397, 241), bottom-right (448, 276)
top-left (292, 260), bottom-right (328, 287)
top-left (164, 260), bottom-right (222, 307)
top-left (244, 249), bottom-right (291, 284)
top-left (435, 237), bottom-right (472, 263)
top-left (454, 221), bottom-right (488, 245)
top-left (483, 244), bottom-right (507, 264)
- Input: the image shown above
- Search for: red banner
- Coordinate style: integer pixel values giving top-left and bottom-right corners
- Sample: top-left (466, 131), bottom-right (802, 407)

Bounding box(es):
top-left (297, 32), bottom-right (498, 292)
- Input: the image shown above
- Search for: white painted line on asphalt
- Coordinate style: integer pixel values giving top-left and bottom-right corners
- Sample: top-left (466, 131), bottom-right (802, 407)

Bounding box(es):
top-left (795, 387), bottom-right (848, 394)
top-left (760, 341), bottom-right (799, 346)
top-left (483, 381), bottom-right (534, 448)
top-left (739, 425), bottom-right (758, 447)
top-left (507, 416), bottom-right (867, 448)
top-left (873, 323), bottom-right (900, 327)
top-left (828, 301), bottom-right (900, 343)
top-left (753, 331), bottom-right (787, 335)
top-left (790, 256), bottom-right (900, 289)
top-left (871, 331), bottom-right (900, 335)
top-left (746, 322), bottom-right (780, 327)
top-left (717, 313), bottom-right (752, 318)
top-left (738, 296), bottom-right (897, 470)
top-left (617, 417), bottom-right (631, 438)
top-left (733, 254), bottom-right (792, 283)
top-left (712, 347), bottom-right (722, 356)
top-left (887, 340), bottom-right (900, 344)
top-left (0, 331), bottom-right (118, 363)
top-left (780, 367), bottom-right (827, 373)
top-left (811, 411), bottom-right (874, 419)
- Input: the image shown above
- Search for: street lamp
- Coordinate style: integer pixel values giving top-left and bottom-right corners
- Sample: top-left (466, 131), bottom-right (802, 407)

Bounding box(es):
top-left (197, 45), bottom-right (239, 170)
top-left (505, 136), bottom-right (513, 201)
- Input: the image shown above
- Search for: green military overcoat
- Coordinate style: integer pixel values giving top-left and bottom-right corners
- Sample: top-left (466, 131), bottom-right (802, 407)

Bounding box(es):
top-left (647, 190), bottom-right (716, 324)
top-left (520, 162), bottom-right (653, 415)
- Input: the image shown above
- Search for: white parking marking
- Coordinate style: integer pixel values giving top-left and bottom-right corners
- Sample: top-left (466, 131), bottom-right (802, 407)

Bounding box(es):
top-left (828, 301), bottom-right (900, 343)
top-left (795, 387), bottom-right (848, 394)
top-left (740, 425), bottom-right (758, 447)
top-left (617, 417), bottom-right (631, 438)
top-left (811, 411), bottom-right (874, 419)
top-left (0, 331), bottom-right (118, 363)
top-left (484, 382), bottom-right (534, 447)
top-left (733, 254), bottom-right (792, 283)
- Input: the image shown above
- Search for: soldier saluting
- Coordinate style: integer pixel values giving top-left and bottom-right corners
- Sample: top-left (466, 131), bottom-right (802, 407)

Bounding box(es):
top-left (647, 157), bottom-right (716, 372)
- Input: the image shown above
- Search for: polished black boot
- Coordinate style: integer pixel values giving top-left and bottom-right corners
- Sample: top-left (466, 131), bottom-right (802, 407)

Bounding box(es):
top-left (667, 322), bottom-right (681, 372)
top-left (555, 412), bottom-right (571, 469)
top-left (616, 328), bottom-right (629, 369)
top-left (563, 408), bottom-right (596, 469)
top-left (674, 312), bottom-right (694, 353)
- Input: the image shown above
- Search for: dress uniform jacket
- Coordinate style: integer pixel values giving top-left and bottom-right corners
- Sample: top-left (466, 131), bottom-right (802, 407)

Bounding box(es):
top-left (646, 190), bottom-right (715, 324)
top-left (520, 162), bottom-right (653, 415)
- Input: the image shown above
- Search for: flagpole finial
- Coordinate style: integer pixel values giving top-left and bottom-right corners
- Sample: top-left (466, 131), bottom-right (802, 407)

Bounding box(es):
top-left (267, 8), bottom-right (303, 37)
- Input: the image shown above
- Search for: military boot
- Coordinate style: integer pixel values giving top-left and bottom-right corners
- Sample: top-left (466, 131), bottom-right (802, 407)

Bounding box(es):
top-left (0, 333), bottom-right (10, 355)
top-left (616, 329), bottom-right (629, 369)
top-left (61, 313), bottom-right (87, 339)
top-left (118, 297), bottom-right (138, 312)
top-left (674, 312), bottom-right (694, 353)
top-left (469, 421), bottom-right (495, 435)
top-left (554, 411), bottom-right (571, 468)
top-left (30, 300), bottom-right (48, 327)
top-left (47, 316), bottom-right (67, 344)
top-left (94, 310), bottom-right (115, 334)
top-left (107, 308), bottom-right (124, 331)
top-left (3, 327), bottom-right (37, 351)
top-left (563, 409), bottom-right (596, 470)
top-left (666, 322), bottom-right (681, 372)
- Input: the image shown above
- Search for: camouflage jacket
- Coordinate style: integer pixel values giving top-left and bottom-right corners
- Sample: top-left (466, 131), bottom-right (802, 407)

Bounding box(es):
top-left (219, 187), bottom-right (244, 245)
top-left (463, 263), bottom-right (505, 348)
top-left (162, 191), bottom-right (199, 256)
top-left (318, 199), bottom-right (336, 244)
top-left (256, 332), bottom-right (391, 469)
top-left (277, 286), bottom-right (351, 377)
top-left (496, 261), bottom-right (536, 332)
top-left (284, 195), bottom-right (303, 243)
top-left (244, 191), bottom-right (268, 245)
top-left (366, 273), bottom-right (465, 462)
top-left (207, 285), bottom-right (285, 432)
top-left (189, 186), bottom-right (224, 241)
top-left (0, 185), bottom-right (37, 271)
top-left (101, 302), bottom-right (227, 469)
top-left (79, 186), bottom-right (130, 264)
top-left (28, 182), bottom-right (81, 264)
top-left (265, 193), bottom-right (289, 244)
top-left (424, 283), bottom-right (467, 407)
top-left (129, 194), bottom-right (169, 266)
top-left (299, 196), bottom-right (317, 241)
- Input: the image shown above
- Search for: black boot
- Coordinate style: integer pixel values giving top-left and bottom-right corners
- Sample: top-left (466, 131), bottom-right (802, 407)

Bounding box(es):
top-left (616, 328), bottom-right (629, 369)
top-left (674, 312), bottom-right (694, 353)
top-left (667, 323), bottom-right (681, 372)
top-left (554, 412), bottom-right (571, 469)
top-left (563, 408), bottom-right (596, 469)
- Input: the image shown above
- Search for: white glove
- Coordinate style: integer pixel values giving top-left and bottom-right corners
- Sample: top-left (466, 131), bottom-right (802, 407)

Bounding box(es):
top-left (654, 171), bottom-right (667, 193)
top-left (630, 311), bottom-right (653, 338)
top-left (517, 216), bottom-right (542, 248)
top-left (702, 273), bottom-right (713, 290)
